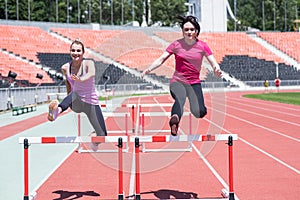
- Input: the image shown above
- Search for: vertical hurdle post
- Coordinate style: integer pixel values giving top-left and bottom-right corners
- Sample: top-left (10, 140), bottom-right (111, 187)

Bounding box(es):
top-left (135, 137), bottom-right (141, 200)
top-left (23, 139), bottom-right (29, 200)
top-left (77, 114), bottom-right (82, 153)
top-left (118, 137), bottom-right (124, 200)
top-left (132, 105), bottom-right (135, 133)
top-left (189, 113), bottom-right (192, 150)
top-left (228, 135), bottom-right (235, 200)
top-left (141, 114), bottom-right (145, 152)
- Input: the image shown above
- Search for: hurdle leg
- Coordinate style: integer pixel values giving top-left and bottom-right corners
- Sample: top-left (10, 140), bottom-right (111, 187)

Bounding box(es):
top-left (132, 105), bottom-right (135, 133)
top-left (228, 136), bottom-right (235, 200)
top-left (135, 138), bottom-right (141, 200)
top-left (24, 139), bottom-right (29, 200)
top-left (118, 138), bottom-right (124, 200)
top-left (77, 114), bottom-right (82, 153)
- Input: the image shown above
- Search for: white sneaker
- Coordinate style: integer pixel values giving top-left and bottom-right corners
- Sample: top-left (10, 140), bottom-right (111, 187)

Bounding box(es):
top-left (89, 131), bottom-right (99, 152)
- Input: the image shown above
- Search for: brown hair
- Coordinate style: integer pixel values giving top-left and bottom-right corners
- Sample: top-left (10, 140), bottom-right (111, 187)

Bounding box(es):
top-left (70, 38), bottom-right (85, 53)
top-left (177, 15), bottom-right (201, 36)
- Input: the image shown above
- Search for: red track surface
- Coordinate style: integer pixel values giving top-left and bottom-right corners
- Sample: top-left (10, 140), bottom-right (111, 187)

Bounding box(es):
top-left (8, 91), bottom-right (300, 199)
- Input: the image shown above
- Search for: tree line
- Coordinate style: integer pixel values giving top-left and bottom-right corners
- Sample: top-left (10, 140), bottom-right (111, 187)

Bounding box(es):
top-left (0, 0), bottom-right (299, 31)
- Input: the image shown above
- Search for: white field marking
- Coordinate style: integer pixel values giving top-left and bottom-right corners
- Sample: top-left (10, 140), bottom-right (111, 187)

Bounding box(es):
top-left (203, 116), bottom-right (300, 174)
top-left (207, 105), bottom-right (300, 142)
top-left (226, 96), bottom-right (300, 113)
top-left (192, 144), bottom-right (240, 200)
top-left (223, 98), bottom-right (300, 118)
top-left (128, 149), bottom-right (136, 200)
top-left (239, 137), bottom-right (300, 174)
top-left (213, 101), bottom-right (300, 127)
top-left (31, 145), bottom-right (78, 194)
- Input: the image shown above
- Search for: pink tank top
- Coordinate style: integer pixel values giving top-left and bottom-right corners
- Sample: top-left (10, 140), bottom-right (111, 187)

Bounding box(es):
top-left (66, 61), bottom-right (99, 105)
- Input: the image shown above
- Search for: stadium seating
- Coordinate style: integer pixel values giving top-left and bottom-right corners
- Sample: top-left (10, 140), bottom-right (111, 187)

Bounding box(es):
top-left (257, 32), bottom-right (300, 63)
top-left (0, 51), bottom-right (53, 86)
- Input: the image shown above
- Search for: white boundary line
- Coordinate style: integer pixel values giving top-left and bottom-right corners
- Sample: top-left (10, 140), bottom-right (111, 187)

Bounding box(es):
top-left (203, 111), bottom-right (300, 174)
top-left (30, 145), bottom-right (78, 195)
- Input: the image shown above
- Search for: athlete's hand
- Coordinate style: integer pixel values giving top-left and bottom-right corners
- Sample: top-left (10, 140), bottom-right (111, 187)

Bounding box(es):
top-left (141, 68), bottom-right (151, 78)
top-left (71, 74), bottom-right (82, 81)
top-left (214, 68), bottom-right (222, 78)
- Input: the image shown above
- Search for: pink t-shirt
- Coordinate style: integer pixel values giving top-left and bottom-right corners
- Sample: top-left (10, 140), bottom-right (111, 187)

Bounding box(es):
top-left (166, 38), bottom-right (212, 84)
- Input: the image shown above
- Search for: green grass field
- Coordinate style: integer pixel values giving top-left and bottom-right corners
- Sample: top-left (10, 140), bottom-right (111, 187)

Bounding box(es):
top-left (243, 92), bottom-right (300, 105)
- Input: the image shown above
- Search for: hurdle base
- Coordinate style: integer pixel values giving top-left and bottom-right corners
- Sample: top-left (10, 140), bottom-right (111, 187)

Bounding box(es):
top-left (229, 193), bottom-right (235, 200)
top-left (77, 147), bottom-right (129, 153)
top-left (118, 194), bottom-right (124, 200)
top-left (24, 191), bottom-right (37, 200)
top-left (142, 142), bottom-right (193, 153)
top-left (221, 189), bottom-right (235, 200)
top-left (142, 147), bottom-right (192, 153)
top-left (135, 194), bottom-right (141, 200)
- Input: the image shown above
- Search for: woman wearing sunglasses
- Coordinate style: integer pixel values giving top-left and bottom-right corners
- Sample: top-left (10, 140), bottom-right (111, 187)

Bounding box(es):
top-left (142, 15), bottom-right (222, 136)
top-left (48, 39), bottom-right (107, 151)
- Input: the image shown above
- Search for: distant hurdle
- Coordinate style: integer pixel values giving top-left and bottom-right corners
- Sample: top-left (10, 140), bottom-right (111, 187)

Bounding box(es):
top-left (100, 103), bottom-right (136, 133)
top-left (76, 111), bottom-right (131, 153)
top-left (140, 111), bottom-right (193, 152)
top-left (138, 103), bottom-right (194, 153)
top-left (132, 134), bottom-right (238, 200)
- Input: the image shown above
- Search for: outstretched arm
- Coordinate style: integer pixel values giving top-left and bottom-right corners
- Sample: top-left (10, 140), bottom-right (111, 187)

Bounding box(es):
top-left (206, 55), bottom-right (222, 78)
top-left (141, 51), bottom-right (171, 78)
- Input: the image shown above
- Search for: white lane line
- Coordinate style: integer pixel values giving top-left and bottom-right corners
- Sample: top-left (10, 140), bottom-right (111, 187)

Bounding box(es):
top-left (226, 96), bottom-right (300, 113)
top-left (239, 137), bottom-right (300, 174)
top-left (31, 145), bottom-right (78, 193)
top-left (213, 101), bottom-right (300, 127)
top-left (192, 144), bottom-right (240, 200)
top-left (207, 106), bottom-right (300, 142)
top-left (128, 98), bottom-right (142, 199)
top-left (203, 116), bottom-right (300, 174)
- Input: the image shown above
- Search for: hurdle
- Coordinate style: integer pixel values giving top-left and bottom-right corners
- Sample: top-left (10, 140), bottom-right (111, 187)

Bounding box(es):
top-left (19, 136), bottom-right (127, 200)
top-left (100, 103), bottom-right (136, 133)
top-left (132, 134), bottom-right (238, 200)
top-left (77, 112), bottom-right (130, 153)
top-left (139, 111), bottom-right (193, 152)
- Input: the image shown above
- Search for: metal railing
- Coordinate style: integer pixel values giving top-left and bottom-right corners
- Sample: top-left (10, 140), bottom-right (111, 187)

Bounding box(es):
top-left (1, 81), bottom-right (299, 111)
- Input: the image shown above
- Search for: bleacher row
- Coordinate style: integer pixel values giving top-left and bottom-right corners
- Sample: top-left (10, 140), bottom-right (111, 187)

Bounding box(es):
top-left (0, 24), bottom-right (299, 89)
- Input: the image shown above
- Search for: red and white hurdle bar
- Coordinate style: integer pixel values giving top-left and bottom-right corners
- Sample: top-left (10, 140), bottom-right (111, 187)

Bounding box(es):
top-left (101, 103), bottom-right (136, 133)
top-left (133, 134), bottom-right (238, 200)
top-left (20, 136), bottom-right (127, 200)
top-left (77, 112), bottom-right (131, 153)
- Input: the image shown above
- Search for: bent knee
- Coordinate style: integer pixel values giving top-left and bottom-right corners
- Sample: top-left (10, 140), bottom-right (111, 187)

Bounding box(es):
top-left (192, 109), bottom-right (207, 118)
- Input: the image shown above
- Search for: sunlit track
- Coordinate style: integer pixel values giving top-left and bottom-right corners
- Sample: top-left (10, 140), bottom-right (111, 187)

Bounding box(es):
top-left (209, 101), bottom-right (300, 127)
top-left (223, 97), bottom-right (300, 117)
top-left (225, 95), bottom-right (300, 112)
top-left (8, 92), bottom-right (299, 200)
top-left (206, 105), bottom-right (299, 142)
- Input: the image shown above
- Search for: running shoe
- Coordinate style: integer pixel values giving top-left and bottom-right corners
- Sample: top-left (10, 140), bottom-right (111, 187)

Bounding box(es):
top-left (169, 114), bottom-right (179, 136)
top-left (48, 100), bottom-right (59, 121)
top-left (89, 131), bottom-right (99, 152)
